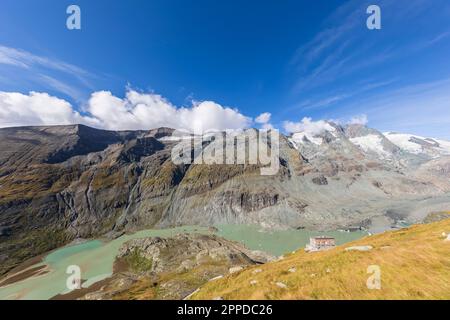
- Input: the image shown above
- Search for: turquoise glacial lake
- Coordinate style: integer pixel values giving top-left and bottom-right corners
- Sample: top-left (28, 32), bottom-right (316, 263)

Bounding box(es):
top-left (0, 225), bottom-right (366, 300)
top-left (216, 224), bottom-right (366, 256)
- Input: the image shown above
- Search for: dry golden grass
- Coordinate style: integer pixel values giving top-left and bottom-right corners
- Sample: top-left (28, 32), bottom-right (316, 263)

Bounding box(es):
top-left (113, 278), bottom-right (157, 300)
top-left (0, 164), bottom-right (80, 204)
top-left (193, 219), bottom-right (450, 300)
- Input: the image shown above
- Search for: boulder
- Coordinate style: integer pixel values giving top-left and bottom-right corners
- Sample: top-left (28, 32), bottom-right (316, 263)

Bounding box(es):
top-left (312, 175), bottom-right (328, 185)
top-left (229, 266), bottom-right (244, 274)
top-left (208, 275), bottom-right (223, 282)
top-left (345, 245), bottom-right (373, 252)
top-left (275, 282), bottom-right (287, 289)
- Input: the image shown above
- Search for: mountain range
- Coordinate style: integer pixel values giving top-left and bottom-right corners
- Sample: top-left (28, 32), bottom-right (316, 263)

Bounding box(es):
top-left (1, 123), bottom-right (450, 275)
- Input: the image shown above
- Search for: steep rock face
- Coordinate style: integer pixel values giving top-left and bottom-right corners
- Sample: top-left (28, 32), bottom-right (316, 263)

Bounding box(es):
top-left (119, 137), bottom-right (165, 162)
top-left (1, 124), bottom-right (450, 275)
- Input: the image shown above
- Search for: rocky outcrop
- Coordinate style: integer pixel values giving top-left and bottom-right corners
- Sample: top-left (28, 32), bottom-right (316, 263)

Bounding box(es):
top-left (81, 233), bottom-right (274, 300)
top-left (117, 234), bottom-right (274, 272)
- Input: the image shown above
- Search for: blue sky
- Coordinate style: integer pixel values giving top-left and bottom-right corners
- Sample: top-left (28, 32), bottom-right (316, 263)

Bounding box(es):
top-left (0, 0), bottom-right (450, 138)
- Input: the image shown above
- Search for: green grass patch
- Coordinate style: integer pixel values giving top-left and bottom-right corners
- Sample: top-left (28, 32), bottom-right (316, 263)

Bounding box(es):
top-left (124, 248), bottom-right (153, 273)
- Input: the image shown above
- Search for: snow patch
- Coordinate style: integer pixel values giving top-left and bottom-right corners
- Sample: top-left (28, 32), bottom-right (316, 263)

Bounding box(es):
top-left (291, 132), bottom-right (323, 146)
top-left (384, 132), bottom-right (450, 157)
top-left (350, 134), bottom-right (390, 158)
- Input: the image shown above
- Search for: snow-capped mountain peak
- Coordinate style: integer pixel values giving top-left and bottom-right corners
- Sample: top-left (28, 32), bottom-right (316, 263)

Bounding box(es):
top-left (288, 122), bottom-right (450, 166)
top-left (344, 124), bottom-right (400, 160)
top-left (290, 132), bottom-right (324, 146)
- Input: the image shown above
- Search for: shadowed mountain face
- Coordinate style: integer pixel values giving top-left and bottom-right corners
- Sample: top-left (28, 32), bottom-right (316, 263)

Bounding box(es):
top-left (1, 123), bottom-right (450, 275)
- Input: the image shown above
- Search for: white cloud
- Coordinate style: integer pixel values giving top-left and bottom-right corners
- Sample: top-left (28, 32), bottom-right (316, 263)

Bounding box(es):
top-left (348, 114), bottom-right (368, 125)
top-left (283, 117), bottom-right (335, 135)
top-left (255, 112), bottom-right (271, 124)
top-left (0, 91), bottom-right (98, 128)
top-left (254, 112), bottom-right (275, 130)
top-left (0, 89), bottom-right (251, 132)
top-left (87, 90), bottom-right (251, 131)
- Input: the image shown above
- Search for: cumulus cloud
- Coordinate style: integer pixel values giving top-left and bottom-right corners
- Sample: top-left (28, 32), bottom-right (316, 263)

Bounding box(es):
top-left (283, 117), bottom-right (334, 134)
top-left (0, 91), bottom-right (98, 128)
top-left (87, 90), bottom-right (251, 131)
top-left (0, 89), bottom-right (251, 132)
top-left (348, 114), bottom-right (368, 125)
top-left (255, 112), bottom-right (271, 124)
top-left (254, 112), bottom-right (275, 130)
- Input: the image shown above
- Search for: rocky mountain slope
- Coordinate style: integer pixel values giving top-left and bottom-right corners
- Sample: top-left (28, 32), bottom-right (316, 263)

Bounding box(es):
top-left (192, 217), bottom-right (450, 300)
top-left (1, 123), bottom-right (450, 276)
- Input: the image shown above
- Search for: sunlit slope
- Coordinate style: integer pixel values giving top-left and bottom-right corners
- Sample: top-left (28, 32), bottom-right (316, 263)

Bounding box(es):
top-left (193, 218), bottom-right (450, 300)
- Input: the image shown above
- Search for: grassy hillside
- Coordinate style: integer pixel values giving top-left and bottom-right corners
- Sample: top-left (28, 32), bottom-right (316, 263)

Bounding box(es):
top-left (192, 218), bottom-right (450, 300)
